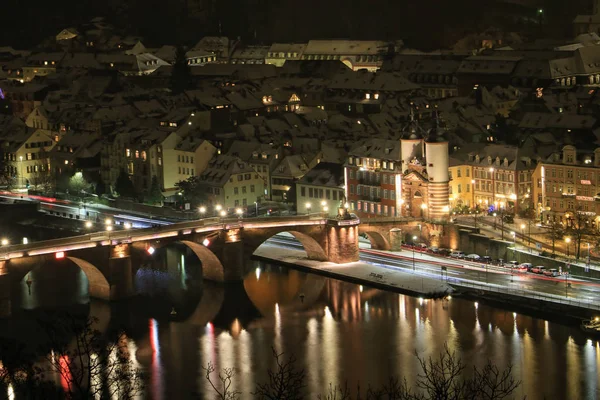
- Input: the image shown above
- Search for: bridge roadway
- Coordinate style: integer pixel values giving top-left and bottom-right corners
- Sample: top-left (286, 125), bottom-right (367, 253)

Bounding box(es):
top-left (0, 214), bottom-right (340, 261)
top-left (267, 235), bottom-right (600, 306)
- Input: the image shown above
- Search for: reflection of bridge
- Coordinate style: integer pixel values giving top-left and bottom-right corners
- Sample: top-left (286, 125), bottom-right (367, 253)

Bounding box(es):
top-left (0, 215), bottom-right (362, 316)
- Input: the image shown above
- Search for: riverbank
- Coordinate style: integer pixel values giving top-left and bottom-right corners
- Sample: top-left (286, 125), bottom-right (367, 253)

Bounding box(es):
top-left (256, 243), bottom-right (600, 323)
top-left (253, 245), bottom-right (454, 298)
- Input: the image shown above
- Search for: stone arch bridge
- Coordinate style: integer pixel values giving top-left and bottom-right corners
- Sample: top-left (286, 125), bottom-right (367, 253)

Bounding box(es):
top-left (0, 215), bottom-right (360, 316)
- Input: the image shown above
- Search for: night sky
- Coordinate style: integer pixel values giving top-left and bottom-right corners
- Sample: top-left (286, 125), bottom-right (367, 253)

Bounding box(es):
top-left (0, 0), bottom-right (589, 50)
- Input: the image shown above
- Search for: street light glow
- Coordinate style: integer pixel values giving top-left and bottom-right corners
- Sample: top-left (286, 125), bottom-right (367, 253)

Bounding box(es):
top-left (0, 239), bottom-right (8, 246)
top-left (215, 204), bottom-right (222, 211)
top-left (235, 208), bottom-right (243, 215)
top-left (199, 206), bottom-right (206, 214)
top-left (85, 221), bottom-right (93, 228)
top-left (124, 222), bottom-right (132, 230)
top-left (22, 237), bottom-right (28, 245)
top-left (104, 218), bottom-right (112, 225)
top-left (106, 225), bottom-right (113, 231)
top-left (305, 202), bottom-right (312, 209)
top-left (220, 210), bottom-right (227, 217)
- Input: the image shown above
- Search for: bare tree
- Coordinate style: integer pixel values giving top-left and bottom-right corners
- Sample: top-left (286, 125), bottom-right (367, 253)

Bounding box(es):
top-left (30, 165), bottom-right (54, 193)
top-left (415, 344), bottom-right (467, 400)
top-left (545, 219), bottom-right (564, 258)
top-left (253, 348), bottom-right (306, 400)
top-left (203, 361), bottom-right (240, 400)
top-left (40, 314), bottom-right (143, 400)
top-left (565, 207), bottom-right (595, 260)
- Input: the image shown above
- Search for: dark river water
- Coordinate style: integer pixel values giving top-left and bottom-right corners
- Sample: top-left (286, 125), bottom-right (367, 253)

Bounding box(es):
top-left (3, 243), bottom-right (600, 400)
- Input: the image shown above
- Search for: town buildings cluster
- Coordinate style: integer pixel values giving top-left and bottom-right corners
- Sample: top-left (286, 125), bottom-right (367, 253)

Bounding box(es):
top-left (3, 14), bottom-right (600, 229)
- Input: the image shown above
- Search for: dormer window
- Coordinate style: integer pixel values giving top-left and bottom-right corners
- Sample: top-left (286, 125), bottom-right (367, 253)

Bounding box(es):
top-left (349, 156), bottom-right (354, 165)
top-left (365, 93), bottom-right (371, 100)
top-left (374, 93), bottom-right (380, 100)
top-left (261, 153), bottom-right (267, 159)
top-left (487, 156), bottom-right (492, 164)
top-left (252, 152), bottom-right (258, 158)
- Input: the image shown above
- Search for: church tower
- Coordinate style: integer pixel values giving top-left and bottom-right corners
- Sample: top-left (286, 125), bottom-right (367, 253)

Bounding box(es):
top-left (424, 109), bottom-right (450, 221)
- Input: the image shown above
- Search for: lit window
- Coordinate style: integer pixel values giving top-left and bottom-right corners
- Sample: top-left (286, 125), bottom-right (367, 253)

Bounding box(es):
top-left (141, 151), bottom-right (147, 161)
top-left (374, 93), bottom-right (380, 100)
top-left (365, 93), bottom-right (371, 100)
top-left (135, 150), bottom-right (139, 158)
top-left (126, 149), bottom-right (131, 157)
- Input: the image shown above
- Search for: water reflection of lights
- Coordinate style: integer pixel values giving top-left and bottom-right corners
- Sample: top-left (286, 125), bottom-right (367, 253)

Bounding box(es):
top-left (149, 319), bottom-right (164, 400)
top-left (544, 321), bottom-right (549, 339)
top-left (474, 302), bottom-right (478, 310)
top-left (255, 267), bottom-right (261, 280)
top-left (419, 297), bottom-right (424, 306)
top-left (322, 305), bottom-right (339, 393)
top-left (275, 303), bottom-right (282, 352)
top-left (585, 340), bottom-right (600, 397)
top-left (359, 285), bottom-right (363, 293)
top-left (7, 384), bottom-right (14, 400)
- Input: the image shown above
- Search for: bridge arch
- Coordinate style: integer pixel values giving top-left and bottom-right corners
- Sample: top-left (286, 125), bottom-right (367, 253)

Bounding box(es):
top-left (250, 230), bottom-right (328, 261)
top-left (360, 230), bottom-right (391, 250)
top-left (10, 255), bottom-right (110, 301)
top-left (133, 239), bottom-right (225, 283)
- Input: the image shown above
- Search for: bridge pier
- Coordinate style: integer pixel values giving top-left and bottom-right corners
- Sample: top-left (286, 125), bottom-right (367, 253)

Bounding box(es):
top-left (220, 242), bottom-right (245, 281)
top-left (389, 228), bottom-right (403, 251)
top-left (108, 244), bottom-right (134, 300)
top-left (326, 223), bottom-right (359, 263)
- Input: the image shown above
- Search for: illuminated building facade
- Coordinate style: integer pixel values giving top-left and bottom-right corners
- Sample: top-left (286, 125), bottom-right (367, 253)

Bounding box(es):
top-left (532, 145), bottom-right (600, 229)
top-left (344, 113), bottom-right (450, 222)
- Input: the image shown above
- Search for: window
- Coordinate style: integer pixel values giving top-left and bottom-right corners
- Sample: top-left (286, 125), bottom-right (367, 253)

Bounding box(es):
top-left (326, 190), bottom-right (331, 199)
top-left (177, 155), bottom-right (180, 162)
top-left (158, 157), bottom-right (162, 166)
top-left (333, 191), bottom-right (337, 201)
top-left (245, 173), bottom-right (251, 180)
top-left (178, 167), bottom-right (181, 174)
top-left (234, 187), bottom-right (239, 195)
top-left (214, 188), bottom-right (220, 195)
top-left (126, 149), bottom-right (131, 157)
top-left (135, 150), bottom-right (139, 159)
top-left (466, 169), bottom-right (470, 177)
top-left (191, 157), bottom-right (194, 163)
top-left (383, 189), bottom-right (388, 199)
top-left (457, 169), bottom-right (461, 178)
top-left (350, 185), bottom-right (355, 194)
top-left (238, 175), bottom-right (243, 181)
top-left (349, 170), bottom-right (354, 179)
top-left (242, 186), bottom-right (247, 194)
top-left (466, 184), bottom-right (470, 193)
top-left (309, 188), bottom-right (314, 197)
top-left (458, 184), bottom-right (462, 193)
top-left (251, 185), bottom-right (256, 193)
top-left (141, 151), bottom-right (147, 161)
top-left (235, 200), bottom-right (239, 206)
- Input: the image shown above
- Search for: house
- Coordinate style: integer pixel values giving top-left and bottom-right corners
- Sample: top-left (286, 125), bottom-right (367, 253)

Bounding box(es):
top-left (532, 145), bottom-right (600, 229)
top-left (197, 154), bottom-right (265, 210)
top-left (296, 162), bottom-right (345, 216)
top-left (265, 43), bottom-right (307, 67)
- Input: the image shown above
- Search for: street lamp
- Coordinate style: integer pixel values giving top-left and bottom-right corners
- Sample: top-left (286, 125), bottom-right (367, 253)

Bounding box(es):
top-left (220, 210), bottom-right (227, 218)
top-left (565, 237), bottom-right (572, 297)
top-left (235, 208), bottom-right (243, 219)
top-left (198, 206), bottom-right (206, 217)
top-left (493, 212), bottom-right (497, 230)
top-left (306, 202), bottom-right (312, 215)
top-left (254, 201), bottom-right (258, 217)
top-left (412, 235), bottom-right (418, 271)
top-left (0, 239), bottom-right (8, 246)
top-left (215, 204), bottom-right (222, 217)
top-left (489, 167), bottom-right (495, 208)
top-left (104, 218), bottom-right (112, 226)
top-left (19, 156), bottom-right (23, 188)
top-left (471, 179), bottom-right (475, 209)
top-left (85, 221), bottom-right (93, 229)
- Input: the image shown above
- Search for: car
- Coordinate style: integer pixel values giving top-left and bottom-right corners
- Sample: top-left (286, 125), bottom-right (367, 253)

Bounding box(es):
top-left (543, 268), bottom-right (559, 277)
top-left (482, 256), bottom-right (492, 263)
top-left (506, 260), bottom-right (519, 268)
top-left (450, 251), bottom-right (465, 258)
top-left (514, 265), bottom-right (529, 273)
top-left (531, 266), bottom-right (546, 274)
top-left (519, 263), bottom-right (533, 272)
top-left (465, 254), bottom-right (481, 261)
